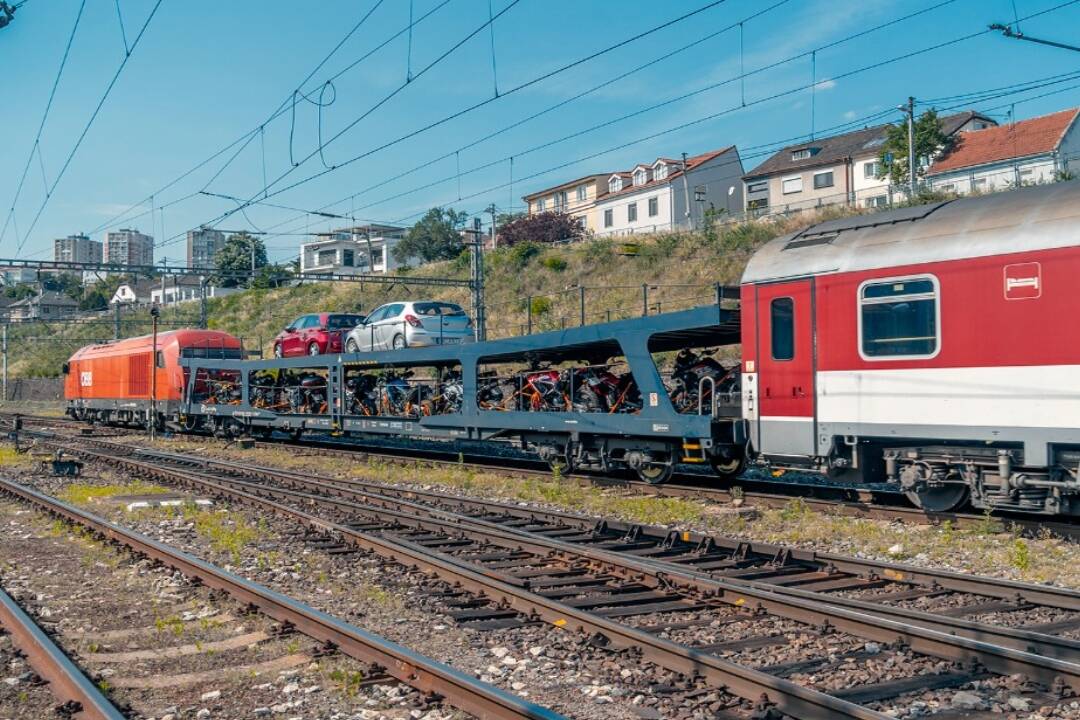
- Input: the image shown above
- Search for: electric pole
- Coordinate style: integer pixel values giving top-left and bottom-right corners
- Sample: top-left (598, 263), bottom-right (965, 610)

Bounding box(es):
top-left (149, 304), bottom-right (160, 440)
top-left (465, 218), bottom-right (486, 342)
top-left (486, 204), bottom-right (498, 249)
top-left (899, 97), bottom-right (917, 198)
top-left (681, 152), bottom-right (692, 229)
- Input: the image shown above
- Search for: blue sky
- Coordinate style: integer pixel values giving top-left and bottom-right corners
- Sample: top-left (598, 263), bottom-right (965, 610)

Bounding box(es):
top-left (2, 0), bottom-right (1079, 264)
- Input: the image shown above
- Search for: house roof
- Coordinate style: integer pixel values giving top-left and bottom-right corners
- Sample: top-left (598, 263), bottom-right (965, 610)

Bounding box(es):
top-left (603, 147), bottom-right (737, 200)
top-left (926, 108), bottom-right (1079, 176)
top-left (521, 173), bottom-right (610, 201)
top-left (11, 291), bottom-right (78, 307)
top-left (745, 110), bottom-right (997, 179)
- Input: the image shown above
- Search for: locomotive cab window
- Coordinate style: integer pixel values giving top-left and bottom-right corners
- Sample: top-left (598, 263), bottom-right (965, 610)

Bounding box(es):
top-left (155, 351), bottom-right (165, 369)
top-left (770, 297), bottom-right (795, 361)
top-left (859, 276), bottom-right (939, 359)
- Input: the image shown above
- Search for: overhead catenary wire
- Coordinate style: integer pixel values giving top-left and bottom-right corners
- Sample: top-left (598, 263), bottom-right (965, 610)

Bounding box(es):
top-left (257, 0), bottom-right (987, 234)
top-left (150, 0), bottom-right (746, 252)
top-left (0, 0), bottom-right (88, 248)
top-left (15, 0), bottom-right (166, 254)
top-left (215, 0), bottom-right (969, 243)
top-left (85, 0), bottom-right (433, 237)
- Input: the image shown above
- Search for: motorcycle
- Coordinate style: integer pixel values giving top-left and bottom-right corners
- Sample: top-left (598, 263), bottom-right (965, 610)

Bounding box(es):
top-left (516, 366), bottom-right (569, 412)
top-left (476, 373), bottom-right (506, 411)
top-left (377, 370), bottom-right (423, 417)
top-left (668, 349), bottom-right (736, 414)
top-left (420, 369), bottom-right (464, 415)
top-left (285, 371), bottom-right (328, 414)
top-left (572, 365), bottom-right (642, 414)
top-left (345, 373), bottom-right (379, 416)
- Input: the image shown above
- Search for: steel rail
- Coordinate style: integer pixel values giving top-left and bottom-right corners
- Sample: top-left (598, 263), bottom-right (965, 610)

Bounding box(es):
top-left (39, 444), bottom-right (899, 719)
top-left (8, 413), bottom-right (1080, 540)
top-left (0, 477), bottom-right (567, 720)
top-left (55, 434), bottom-right (1080, 612)
top-left (172, 450), bottom-right (1080, 661)
top-left (34, 434), bottom-right (1080, 664)
top-left (50, 438), bottom-right (1080, 714)
top-left (0, 584), bottom-right (124, 720)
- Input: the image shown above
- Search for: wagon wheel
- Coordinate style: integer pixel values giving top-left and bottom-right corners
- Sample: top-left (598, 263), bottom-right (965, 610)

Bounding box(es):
top-left (709, 450), bottom-right (746, 481)
top-left (546, 442), bottom-right (576, 477)
top-left (906, 484), bottom-right (970, 513)
top-left (635, 453), bottom-right (675, 485)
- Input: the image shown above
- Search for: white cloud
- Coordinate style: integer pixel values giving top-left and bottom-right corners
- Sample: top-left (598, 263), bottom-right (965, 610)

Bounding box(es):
top-left (843, 110), bottom-right (858, 120)
top-left (813, 79), bottom-right (837, 91)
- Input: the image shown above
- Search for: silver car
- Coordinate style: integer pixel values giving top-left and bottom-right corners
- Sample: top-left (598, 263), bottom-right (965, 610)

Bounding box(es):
top-left (344, 300), bottom-right (475, 352)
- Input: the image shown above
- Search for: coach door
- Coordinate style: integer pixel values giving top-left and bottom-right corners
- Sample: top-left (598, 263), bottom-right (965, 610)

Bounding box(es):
top-left (755, 279), bottom-right (816, 457)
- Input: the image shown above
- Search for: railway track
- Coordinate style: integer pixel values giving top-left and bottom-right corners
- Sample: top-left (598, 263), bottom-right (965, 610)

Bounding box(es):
top-left (35, 430), bottom-right (1080, 719)
top-left (0, 474), bottom-right (566, 720)
top-left (0, 580), bottom-right (124, 720)
top-left (9, 411), bottom-right (1078, 540)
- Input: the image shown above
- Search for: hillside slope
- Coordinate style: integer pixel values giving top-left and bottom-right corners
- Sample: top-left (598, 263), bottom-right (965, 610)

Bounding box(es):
top-left (9, 210), bottom-right (845, 377)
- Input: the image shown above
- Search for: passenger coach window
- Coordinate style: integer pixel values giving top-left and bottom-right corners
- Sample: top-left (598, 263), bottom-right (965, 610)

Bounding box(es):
top-left (770, 297), bottom-right (794, 361)
top-left (860, 277), bottom-right (938, 358)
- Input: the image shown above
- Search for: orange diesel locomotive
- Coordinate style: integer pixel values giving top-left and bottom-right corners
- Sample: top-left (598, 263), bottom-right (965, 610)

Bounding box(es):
top-left (64, 329), bottom-right (243, 427)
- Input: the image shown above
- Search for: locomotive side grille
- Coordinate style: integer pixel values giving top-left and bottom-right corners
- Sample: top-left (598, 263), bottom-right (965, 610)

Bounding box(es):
top-left (128, 353), bottom-right (151, 397)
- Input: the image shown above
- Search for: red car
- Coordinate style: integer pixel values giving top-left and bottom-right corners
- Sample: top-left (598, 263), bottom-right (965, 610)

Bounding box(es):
top-left (273, 312), bottom-right (366, 357)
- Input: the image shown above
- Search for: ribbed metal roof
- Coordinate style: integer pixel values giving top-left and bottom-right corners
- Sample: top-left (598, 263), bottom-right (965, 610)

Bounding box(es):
top-left (741, 181), bottom-right (1080, 284)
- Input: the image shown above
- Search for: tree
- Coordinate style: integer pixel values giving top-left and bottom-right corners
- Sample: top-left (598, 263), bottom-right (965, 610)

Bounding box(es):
top-left (212, 232), bottom-right (267, 287)
top-left (251, 263), bottom-right (293, 289)
top-left (496, 211), bottom-right (584, 246)
top-left (42, 272), bottom-right (83, 300)
top-left (3, 284), bottom-right (35, 300)
top-left (878, 109), bottom-right (951, 188)
top-left (393, 208), bottom-right (468, 265)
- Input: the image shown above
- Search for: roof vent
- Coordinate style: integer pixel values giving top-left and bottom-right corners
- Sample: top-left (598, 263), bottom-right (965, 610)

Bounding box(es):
top-left (790, 200), bottom-right (954, 242)
top-left (784, 233), bottom-right (838, 250)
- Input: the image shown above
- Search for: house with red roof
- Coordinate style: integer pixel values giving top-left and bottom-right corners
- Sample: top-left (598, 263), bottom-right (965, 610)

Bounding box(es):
top-left (593, 147), bottom-right (744, 236)
top-left (925, 108), bottom-right (1080, 195)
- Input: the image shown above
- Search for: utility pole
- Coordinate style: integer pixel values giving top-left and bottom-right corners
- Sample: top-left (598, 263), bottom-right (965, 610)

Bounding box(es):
top-left (249, 237), bottom-right (256, 284)
top-left (149, 304), bottom-right (160, 440)
top-left (2, 324), bottom-right (7, 403)
top-left (113, 302), bottom-right (121, 340)
top-left (199, 277), bottom-right (208, 329)
top-left (466, 218), bottom-right (486, 342)
top-left (898, 97), bottom-right (917, 198)
top-left (487, 204), bottom-right (498, 249)
top-left (680, 152), bottom-right (692, 229)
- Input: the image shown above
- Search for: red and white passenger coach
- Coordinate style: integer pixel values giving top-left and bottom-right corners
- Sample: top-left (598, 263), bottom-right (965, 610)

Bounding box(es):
top-left (740, 181), bottom-right (1080, 514)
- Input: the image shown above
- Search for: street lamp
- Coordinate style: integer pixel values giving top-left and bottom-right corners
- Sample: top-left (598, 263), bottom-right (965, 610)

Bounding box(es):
top-left (150, 304), bottom-right (160, 440)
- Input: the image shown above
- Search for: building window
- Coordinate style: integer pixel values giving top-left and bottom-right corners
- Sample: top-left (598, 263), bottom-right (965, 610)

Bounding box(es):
top-left (939, 184), bottom-right (955, 193)
top-left (633, 169), bottom-right (647, 186)
top-left (608, 178), bottom-right (622, 193)
top-left (654, 164), bottom-right (668, 180)
top-left (791, 148), bottom-right (812, 161)
top-left (863, 161), bottom-right (881, 178)
top-left (781, 176), bottom-right (803, 194)
top-left (627, 203), bottom-right (637, 222)
top-left (746, 181), bottom-right (767, 193)
top-left (317, 249), bottom-right (336, 266)
top-left (538, 198), bottom-right (546, 211)
top-left (342, 249), bottom-right (354, 267)
top-left (813, 171), bottom-right (834, 189)
top-left (972, 178), bottom-right (987, 191)
top-left (576, 185), bottom-right (587, 202)
top-left (770, 297), bottom-right (794, 361)
top-left (648, 197), bottom-right (658, 217)
top-left (603, 209), bottom-right (613, 228)
top-left (859, 276), bottom-right (939, 359)
top-left (556, 190), bottom-right (568, 210)
top-left (864, 195), bottom-right (887, 208)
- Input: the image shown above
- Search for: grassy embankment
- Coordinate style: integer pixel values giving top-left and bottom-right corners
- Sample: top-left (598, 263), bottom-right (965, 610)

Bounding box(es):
top-left (9, 208), bottom-right (852, 377)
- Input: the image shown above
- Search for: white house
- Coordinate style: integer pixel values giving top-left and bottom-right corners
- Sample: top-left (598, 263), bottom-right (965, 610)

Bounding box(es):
top-left (300, 225), bottom-right (407, 276)
top-left (110, 280), bottom-right (155, 305)
top-left (926, 107), bottom-right (1080, 194)
top-left (593, 147), bottom-right (744, 236)
top-left (149, 277), bottom-right (236, 306)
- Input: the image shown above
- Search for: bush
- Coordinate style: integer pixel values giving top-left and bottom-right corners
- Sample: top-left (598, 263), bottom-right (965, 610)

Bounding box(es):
top-left (499, 212), bottom-right (584, 245)
top-left (540, 255), bottom-right (567, 272)
top-left (526, 296), bottom-right (553, 316)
